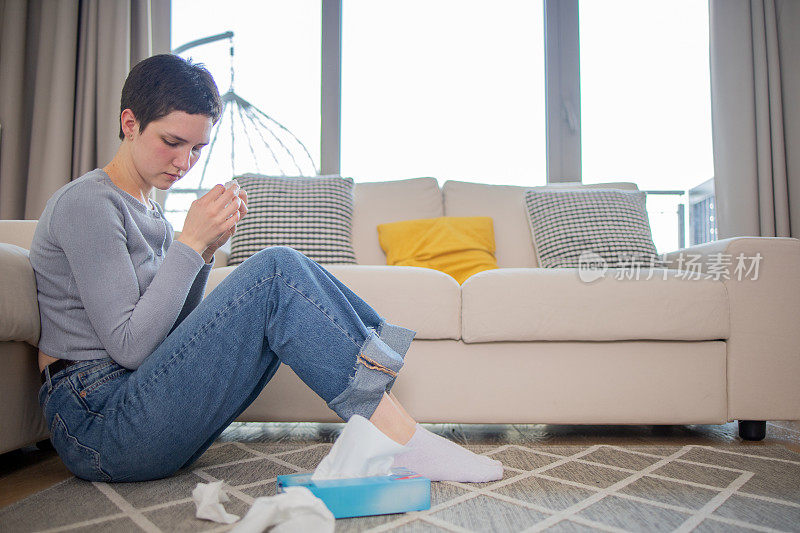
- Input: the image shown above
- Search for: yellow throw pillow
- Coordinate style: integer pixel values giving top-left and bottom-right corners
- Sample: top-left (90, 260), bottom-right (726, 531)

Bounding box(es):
top-left (377, 216), bottom-right (499, 284)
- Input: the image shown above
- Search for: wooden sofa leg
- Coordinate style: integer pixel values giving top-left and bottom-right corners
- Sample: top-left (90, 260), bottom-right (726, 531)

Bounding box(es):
top-left (738, 420), bottom-right (766, 441)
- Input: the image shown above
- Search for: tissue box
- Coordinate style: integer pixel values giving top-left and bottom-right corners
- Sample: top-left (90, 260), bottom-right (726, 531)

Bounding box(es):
top-left (276, 468), bottom-right (430, 519)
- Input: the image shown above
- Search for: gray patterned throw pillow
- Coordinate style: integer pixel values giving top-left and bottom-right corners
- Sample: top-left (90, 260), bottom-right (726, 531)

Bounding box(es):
top-left (228, 174), bottom-right (357, 266)
top-left (524, 189), bottom-right (662, 268)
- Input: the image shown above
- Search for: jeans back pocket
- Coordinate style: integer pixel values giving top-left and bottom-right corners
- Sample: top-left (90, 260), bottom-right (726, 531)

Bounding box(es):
top-left (72, 359), bottom-right (130, 412)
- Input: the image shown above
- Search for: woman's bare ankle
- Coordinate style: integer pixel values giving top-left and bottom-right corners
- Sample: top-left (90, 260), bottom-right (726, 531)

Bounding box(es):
top-left (369, 393), bottom-right (416, 445)
top-left (387, 391), bottom-right (417, 426)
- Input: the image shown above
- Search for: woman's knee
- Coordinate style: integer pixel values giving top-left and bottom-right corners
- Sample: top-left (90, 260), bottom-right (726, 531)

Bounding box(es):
top-left (246, 246), bottom-right (310, 273)
top-left (262, 245), bottom-right (304, 260)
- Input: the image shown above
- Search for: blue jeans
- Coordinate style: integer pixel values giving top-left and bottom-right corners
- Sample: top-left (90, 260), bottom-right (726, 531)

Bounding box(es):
top-left (37, 246), bottom-right (416, 482)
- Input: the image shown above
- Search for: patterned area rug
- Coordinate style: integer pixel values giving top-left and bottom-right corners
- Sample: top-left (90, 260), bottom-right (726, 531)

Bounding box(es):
top-left (2, 441), bottom-right (800, 532)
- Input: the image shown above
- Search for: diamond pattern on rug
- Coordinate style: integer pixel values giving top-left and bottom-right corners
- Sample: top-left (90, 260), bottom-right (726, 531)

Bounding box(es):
top-left (430, 482), bottom-right (472, 506)
top-left (540, 519), bottom-right (613, 532)
top-left (143, 500), bottom-right (250, 532)
top-left (0, 478), bottom-right (122, 531)
top-left (389, 519), bottom-right (451, 532)
top-left (237, 481), bottom-right (278, 499)
top-left (650, 460), bottom-right (742, 488)
top-left (231, 441), bottom-right (311, 454)
top-left (202, 457), bottom-right (297, 486)
top-left (616, 476), bottom-right (720, 510)
top-left (580, 446), bottom-right (664, 470)
top-left (493, 475), bottom-right (598, 512)
top-left (2, 443), bottom-right (800, 532)
top-left (60, 516), bottom-right (142, 533)
top-left (110, 470), bottom-right (207, 509)
top-left (692, 519), bottom-right (768, 533)
top-left (189, 442), bottom-right (260, 469)
top-left (431, 494), bottom-right (550, 531)
top-left (543, 460), bottom-right (633, 489)
top-left (576, 494), bottom-right (692, 532)
top-left (681, 447), bottom-right (800, 501)
top-left (710, 493), bottom-right (800, 530)
top-left (490, 447), bottom-right (563, 470)
top-left (337, 512), bottom-right (409, 532)
top-left (272, 444), bottom-right (332, 471)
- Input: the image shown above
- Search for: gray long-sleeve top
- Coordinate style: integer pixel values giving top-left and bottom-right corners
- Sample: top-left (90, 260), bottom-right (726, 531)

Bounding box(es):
top-left (29, 169), bottom-right (213, 370)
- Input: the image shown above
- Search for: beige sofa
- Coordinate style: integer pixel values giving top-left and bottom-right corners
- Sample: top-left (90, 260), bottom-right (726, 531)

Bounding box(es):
top-left (2, 177), bottom-right (799, 454)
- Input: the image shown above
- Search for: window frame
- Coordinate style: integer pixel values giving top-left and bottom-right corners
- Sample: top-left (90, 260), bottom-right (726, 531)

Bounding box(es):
top-left (163, 0), bottom-right (712, 191)
top-left (165, 0), bottom-right (713, 249)
top-left (544, 0), bottom-right (581, 183)
top-left (319, 0), bottom-right (580, 184)
top-left (321, 0), bottom-right (342, 175)
top-left (161, 0), bottom-right (579, 204)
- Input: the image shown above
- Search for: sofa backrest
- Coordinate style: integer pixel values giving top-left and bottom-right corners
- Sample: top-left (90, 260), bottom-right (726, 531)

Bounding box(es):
top-left (1, 178), bottom-right (639, 269)
top-left (351, 177), bottom-right (443, 265)
top-left (0, 179), bottom-right (445, 267)
top-left (442, 180), bottom-right (639, 268)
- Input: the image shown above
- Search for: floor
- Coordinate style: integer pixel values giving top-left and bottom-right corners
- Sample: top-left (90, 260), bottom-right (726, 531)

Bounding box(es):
top-left (2, 420), bottom-right (799, 510)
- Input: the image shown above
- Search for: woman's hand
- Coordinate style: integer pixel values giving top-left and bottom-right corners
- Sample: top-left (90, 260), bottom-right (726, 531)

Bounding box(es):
top-left (201, 189), bottom-right (248, 263)
top-left (176, 185), bottom-right (248, 262)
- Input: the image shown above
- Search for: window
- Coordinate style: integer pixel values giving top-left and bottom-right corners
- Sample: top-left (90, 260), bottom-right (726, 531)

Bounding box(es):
top-left (579, 0), bottom-right (714, 252)
top-left (340, 0), bottom-right (546, 186)
top-left (167, 0), bottom-right (320, 230)
top-left (168, 0), bottom-right (716, 250)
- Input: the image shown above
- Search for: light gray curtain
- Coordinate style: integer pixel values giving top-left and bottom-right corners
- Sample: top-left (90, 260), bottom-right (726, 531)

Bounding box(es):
top-left (0, 0), bottom-right (170, 220)
top-left (709, 0), bottom-right (800, 238)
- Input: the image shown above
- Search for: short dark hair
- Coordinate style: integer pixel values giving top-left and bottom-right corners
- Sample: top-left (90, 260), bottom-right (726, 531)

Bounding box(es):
top-left (118, 54), bottom-right (222, 139)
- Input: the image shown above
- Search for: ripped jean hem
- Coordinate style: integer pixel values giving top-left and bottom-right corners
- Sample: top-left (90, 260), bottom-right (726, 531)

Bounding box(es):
top-left (326, 330), bottom-right (406, 420)
top-left (375, 321), bottom-right (416, 393)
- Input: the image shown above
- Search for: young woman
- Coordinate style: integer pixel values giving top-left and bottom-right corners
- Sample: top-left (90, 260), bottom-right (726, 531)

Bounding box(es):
top-left (29, 54), bottom-right (502, 483)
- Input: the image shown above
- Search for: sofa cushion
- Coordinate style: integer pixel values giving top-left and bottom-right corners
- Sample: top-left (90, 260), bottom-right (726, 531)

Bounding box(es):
top-left (377, 216), bottom-right (498, 284)
top-left (525, 188), bottom-right (661, 268)
top-left (228, 174), bottom-right (357, 265)
top-left (205, 264), bottom-right (461, 340)
top-left (461, 268), bottom-right (729, 342)
top-left (351, 178), bottom-right (443, 265)
top-left (0, 244), bottom-right (40, 346)
top-left (442, 180), bottom-right (638, 268)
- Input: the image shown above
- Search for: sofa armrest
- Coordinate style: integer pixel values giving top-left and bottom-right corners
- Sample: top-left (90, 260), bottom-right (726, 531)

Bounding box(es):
top-left (0, 220), bottom-right (38, 250)
top-left (0, 244), bottom-right (40, 346)
top-left (664, 238), bottom-right (781, 270)
top-left (667, 237), bottom-right (800, 420)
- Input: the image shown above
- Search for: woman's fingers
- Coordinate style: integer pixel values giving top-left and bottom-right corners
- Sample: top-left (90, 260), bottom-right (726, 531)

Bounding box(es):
top-left (237, 190), bottom-right (248, 219)
top-left (181, 184), bottom-right (244, 253)
top-left (205, 184), bottom-right (226, 203)
top-left (204, 186), bottom-right (240, 223)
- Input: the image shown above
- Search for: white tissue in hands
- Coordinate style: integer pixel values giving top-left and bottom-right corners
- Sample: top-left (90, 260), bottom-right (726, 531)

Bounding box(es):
top-left (192, 480), bottom-right (240, 524)
top-left (230, 487), bottom-right (334, 533)
top-left (311, 415), bottom-right (405, 481)
top-left (223, 179), bottom-right (241, 219)
top-left (224, 178), bottom-right (240, 193)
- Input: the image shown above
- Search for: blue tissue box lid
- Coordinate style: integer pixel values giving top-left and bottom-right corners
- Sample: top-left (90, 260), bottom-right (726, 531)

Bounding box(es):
top-left (277, 468), bottom-right (430, 519)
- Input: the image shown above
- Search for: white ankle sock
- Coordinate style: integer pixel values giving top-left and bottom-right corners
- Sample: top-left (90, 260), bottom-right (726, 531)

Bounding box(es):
top-left (391, 425), bottom-right (503, 482)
